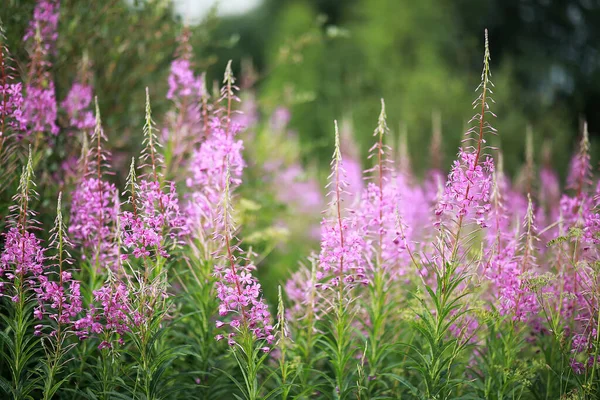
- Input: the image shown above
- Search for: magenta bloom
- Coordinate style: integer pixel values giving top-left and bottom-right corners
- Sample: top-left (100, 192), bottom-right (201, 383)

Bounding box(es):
top-left (22, 0), bottom-right (60, 136)
top-left (23, 0), bottom-right (60, 54)
top-left (435, 150), bottom-right (494, 228)
top-left (61, 83), bottom-right (95, 131)
top-left (0, 81), bottom-right (26, 137)
top-left (317, 122), bottom-right (368, 290)
top-left (0, 226), bottom-right (45, 283)
top-left (186, 117), bottom-right (245, 232)
top-left (34, 274), bottom-right (84, 334)
top-left (121, 179), bottom-right (186, 260)
top-left (213, 257), bottom-right (274, 345)
top-left (69, 177), bottom-right (119, 268)
top-left (167, 59), bottom-right (204, 101)
top-left (23, 82), bottom-right (59, 136)
top-left (75, 282), bottom-right (133, 347)
top-left (317, 216), bottom-right (367, 288)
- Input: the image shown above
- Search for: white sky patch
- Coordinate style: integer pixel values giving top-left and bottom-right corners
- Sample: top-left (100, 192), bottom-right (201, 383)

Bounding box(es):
top-left (173, 0), bottom-right (262, 24)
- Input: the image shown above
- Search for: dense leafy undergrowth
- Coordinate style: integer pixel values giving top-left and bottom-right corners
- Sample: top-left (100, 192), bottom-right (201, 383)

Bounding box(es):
top-left (1, 2), bottom-right (600, 399)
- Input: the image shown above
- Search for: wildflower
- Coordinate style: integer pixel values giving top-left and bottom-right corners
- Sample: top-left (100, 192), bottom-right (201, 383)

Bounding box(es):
top-left (162, 29), bottom-right (205, 176)
top-left (34, 194), bottom-right (84, 336)
top-left (0, 74), bottom-right (26, 137)
top-left (121, 90), bottom-right (186, 260)
top-left (1, 227), bottom-right (45, 285)
top-left (213, 164), bottom-right (273, 346)
top-left (23, 0), bottom-right (60, 54)
top-left (62, 82), bottom-right (95, 131)
top-left (435, 30), bottom-right (496, 232)
top-left (318, 121), bottom-right (367, 290)
top-left (185, 62), bottom-right (245, 234)
top-left (69, 100), bottom-right (118, 269)
top-left (22, 0), bottom-right (60, 136)
top-left (0, 148), bottom-right (45, 295)
top-left (0, 27), bottom-right (26, 139)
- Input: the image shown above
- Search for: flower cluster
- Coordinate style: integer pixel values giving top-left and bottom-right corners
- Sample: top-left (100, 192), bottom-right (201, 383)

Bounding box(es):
top-left (185, 71), bottom-right (245, 233)
top-left (167, 59), bottom-right (204, 102)
top-left (213, 166), bottom-right (273, 347)
top-left (22, 0), bottom-right (60, 136)
top-left (317, 121), bottom-right (368, 290)
top-left (0, 227), bottom-right (45, 293)
top-left (0, 82), bottom-right (26, 137)
top-left (121, 178), bottom-right (186, 259)
top-left (23, 83), bottom-right (59, 136)
top-left (435, 149), bottom-right (494, 228)
top-left (214, 257), bottom-right (274, 347)
top-left (69, 177), bottom-right (118, 262)
top-left (23, 0), bottom-right (60, 54)
top-left (61, 82), bottom-right (95, 131)
top-left (74, 281), bottom-right (133, 347)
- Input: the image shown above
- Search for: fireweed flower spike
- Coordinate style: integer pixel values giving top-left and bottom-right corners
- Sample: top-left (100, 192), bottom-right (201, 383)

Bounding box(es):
top-left (121, 90), bottom-right (186, 272)
top-left (0, 147), bottom-right (46, 399)
top-left (22, 0), bottom-right (60, 137)
top-left (1, 147), bottom-right (44, 292)
top-left (357, 99), bottom-right (418, 279)
top-left (435, 29), bottom-right (496, 260)
top-left (213, 164), bottom-right (273, 346)
top-left (316, 121), bottom-right (367, 398)
top-left (561, 123), bottom-right (594, 229)
top-left (69, 98), bottom-right (118, 272)
top-left (186, 62), bottom-right (245, 235)
top-left (36, 193), bottom-right (84, 399)
top-left (36, 193), bottom-right (83, 334)
top-left (212, 161), bottom-right (273, 400)
top-left (487, 193), bottom-right (539, 322)
top-left (164, 28), bottom-right (204, 161)
top-left (404, 33), bottom-right (497, 398)
top-left (318, 120), bottom-right (367, 290)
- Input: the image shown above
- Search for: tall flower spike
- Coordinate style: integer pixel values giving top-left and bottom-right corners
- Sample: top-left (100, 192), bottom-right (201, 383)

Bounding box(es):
top-left (22, 0), bottom-right (60, 136)
top-left (69, 100), bottom-right (118, 269)
top-left (213, 160), bottom-right (273, 346)
top-left (366, 98), bottom-right (390, 183)
top-left (140, 88), bottom-right (163, 183)
top-left (35, 193), bottom-right (83, 334)
top-left (567, 122), bottom-right (592, 196)
top-left (318, 121), bottom-right (367, 289)
top-left (220, 60), bottom-right (241, 138)
top-left (510, 193), bottom-right (539, 321)
top-left (12, 146), bottom-right (38, 229)
top-left (435, 30), bottom-right (496, 243)
top-left (1, 146), bottom-right (44, 292)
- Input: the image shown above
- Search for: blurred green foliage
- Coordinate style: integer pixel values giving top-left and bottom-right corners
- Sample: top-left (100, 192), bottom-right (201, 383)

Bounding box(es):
top-left (253, 0), bottom-right (578, 178)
